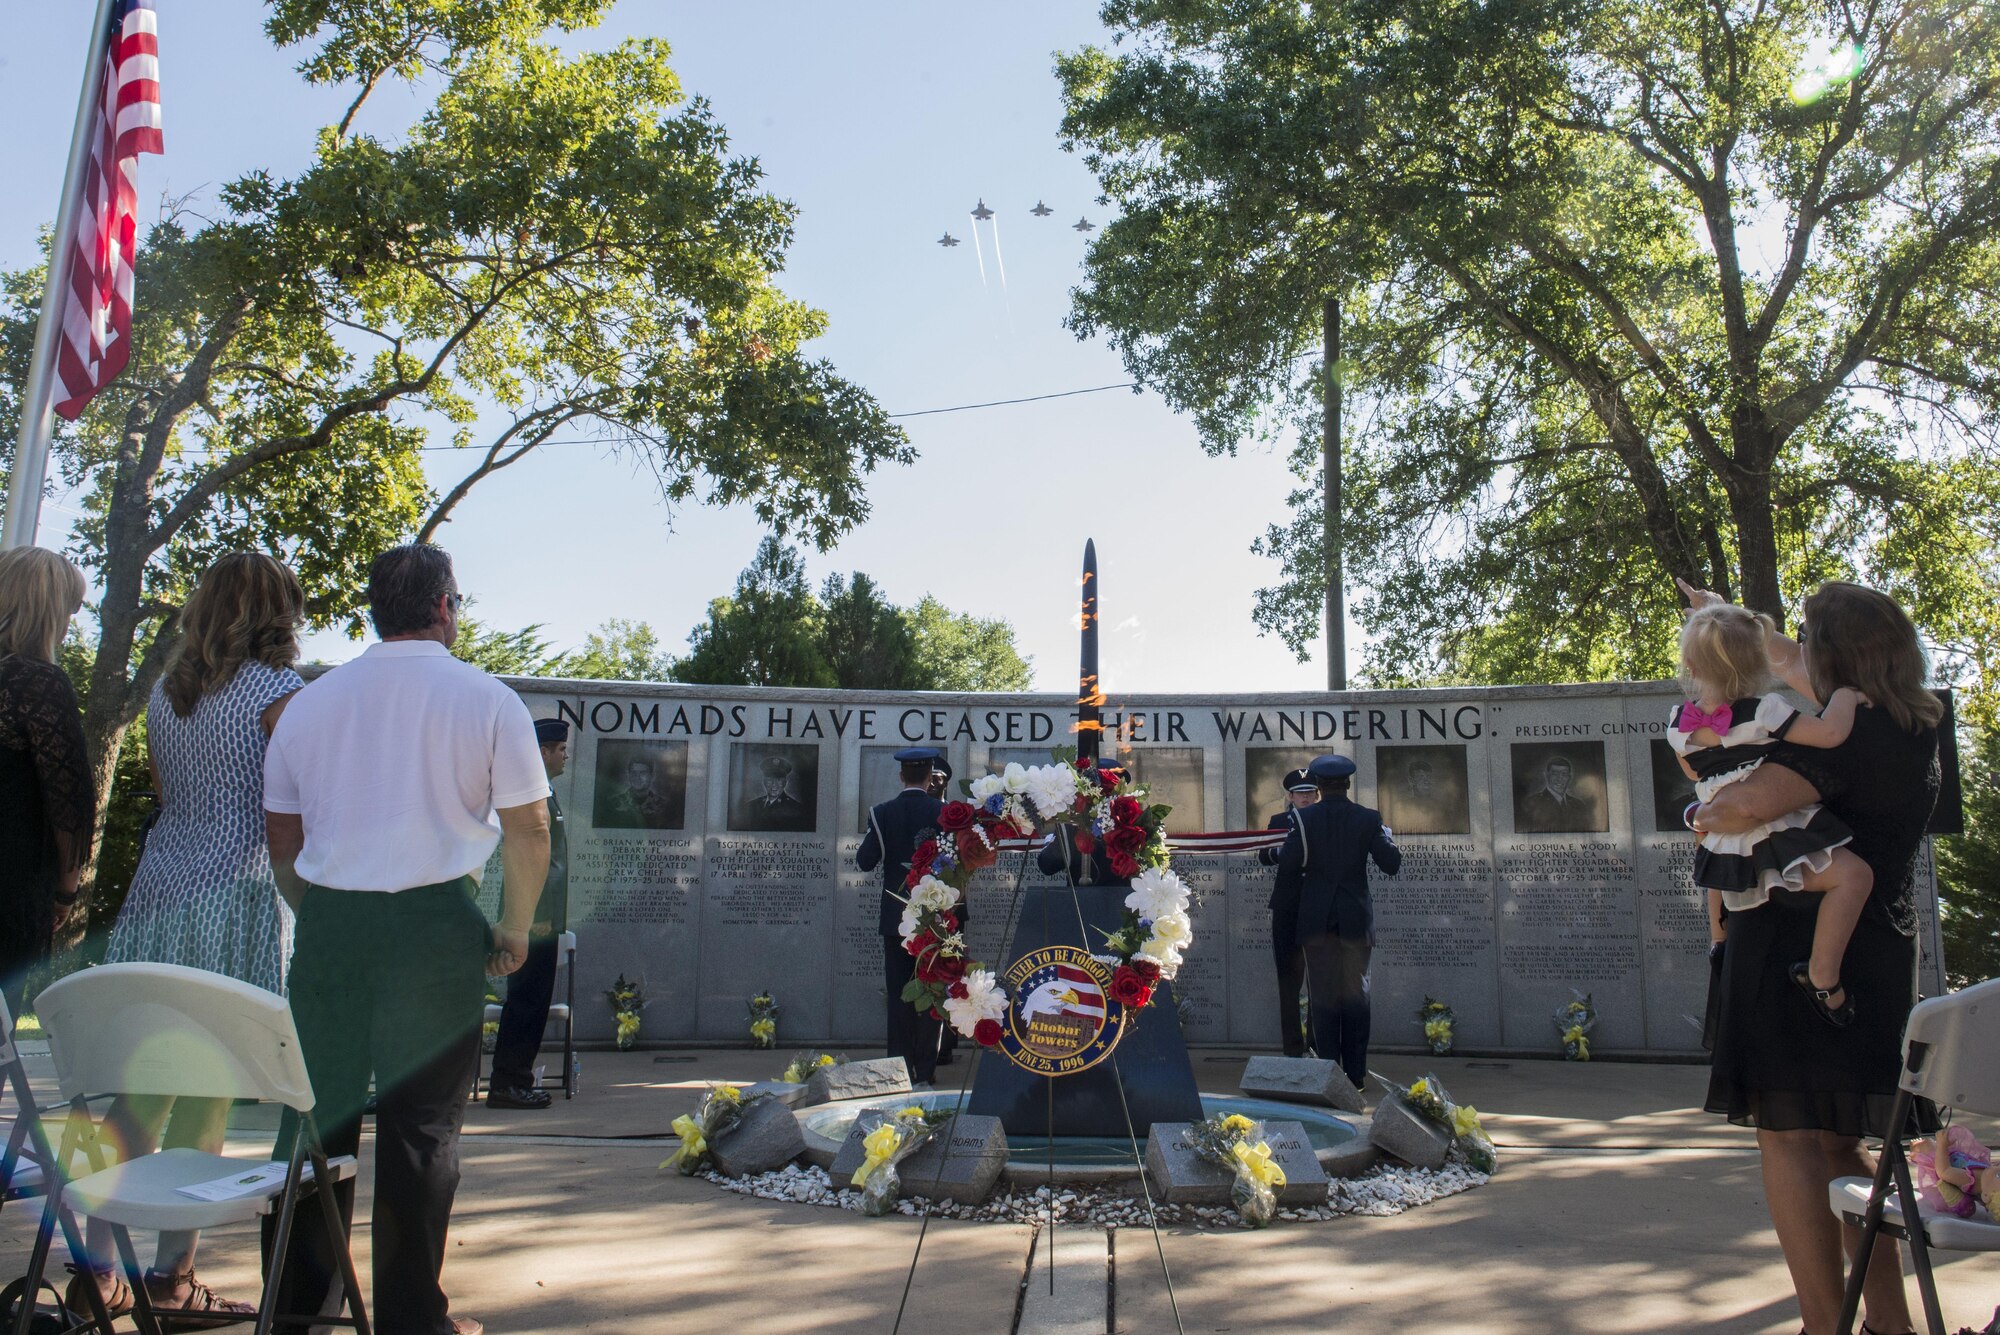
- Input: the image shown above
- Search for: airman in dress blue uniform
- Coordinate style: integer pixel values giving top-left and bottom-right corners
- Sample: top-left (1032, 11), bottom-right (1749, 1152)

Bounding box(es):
top-left (1257, 767), bottom-right (1320, 1056)
top-left (857, 747), bottom-right (946, 1085)
top-left (1276, 754), bottom-right (1401, 1087)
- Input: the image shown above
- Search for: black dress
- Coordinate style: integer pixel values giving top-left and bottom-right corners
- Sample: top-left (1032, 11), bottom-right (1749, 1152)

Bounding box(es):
top-left (1705, 705), bottom-right (1941, 1136)
top-left (0, 656), bottom-right (94, 1004)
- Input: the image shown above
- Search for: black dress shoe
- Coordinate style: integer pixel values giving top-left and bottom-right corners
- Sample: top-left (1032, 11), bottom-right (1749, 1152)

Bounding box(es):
top-left (487, 1084), bottom-right (553, 1110)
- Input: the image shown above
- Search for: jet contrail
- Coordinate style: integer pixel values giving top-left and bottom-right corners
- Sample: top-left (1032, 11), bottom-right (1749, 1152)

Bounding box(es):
top-left (968, 217), bottom-right (988, 286)
top-left (989, 214), bottom-right (1008, 288)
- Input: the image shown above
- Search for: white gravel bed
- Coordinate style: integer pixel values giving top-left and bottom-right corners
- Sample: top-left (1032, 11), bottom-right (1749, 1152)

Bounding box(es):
top-left (701, 1159), bottom-right (1488, 1227)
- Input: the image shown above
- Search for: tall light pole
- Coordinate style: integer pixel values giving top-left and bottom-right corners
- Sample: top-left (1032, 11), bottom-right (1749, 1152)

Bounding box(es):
top-left (1323, 295), bottom-right (1347, 690)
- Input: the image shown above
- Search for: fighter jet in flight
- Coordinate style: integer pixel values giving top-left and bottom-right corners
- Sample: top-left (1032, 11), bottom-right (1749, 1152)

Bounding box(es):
top-left (938, 232), bottom-right (960, 247)
top-left (1030, 200), bottom-right (1054, 216)
top-left (971, 199), bottom-right (995, 221)
top-left (1072, 217), bottom-right (1095, 233)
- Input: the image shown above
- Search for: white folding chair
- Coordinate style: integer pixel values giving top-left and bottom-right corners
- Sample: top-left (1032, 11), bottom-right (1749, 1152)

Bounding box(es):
top-left (476, 931), bottom-right (578, 1100)
top-left (1831, 976), bottom-right (2000, 1335)
top-left (25, 963), bottom-right (369, 1335)
top-left (0, 988), bottom-right (122, 1335)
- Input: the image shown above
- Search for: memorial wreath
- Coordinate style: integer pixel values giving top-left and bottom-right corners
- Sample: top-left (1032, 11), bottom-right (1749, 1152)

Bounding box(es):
top-left (893, 750), bottom-right (1194, 1047)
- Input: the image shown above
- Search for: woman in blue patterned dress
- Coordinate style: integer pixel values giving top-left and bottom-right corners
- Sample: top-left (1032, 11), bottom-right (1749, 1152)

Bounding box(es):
top-left (69, 553), bottom-right (305, 1324)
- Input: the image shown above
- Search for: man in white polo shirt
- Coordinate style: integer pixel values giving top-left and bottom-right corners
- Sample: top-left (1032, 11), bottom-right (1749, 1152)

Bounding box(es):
top-left (263, 543), bottom-right (550, 1335)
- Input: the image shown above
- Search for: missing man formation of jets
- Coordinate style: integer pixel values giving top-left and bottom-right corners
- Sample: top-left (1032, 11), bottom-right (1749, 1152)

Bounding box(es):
top-left (938, 198), bottom-right (1093, 290)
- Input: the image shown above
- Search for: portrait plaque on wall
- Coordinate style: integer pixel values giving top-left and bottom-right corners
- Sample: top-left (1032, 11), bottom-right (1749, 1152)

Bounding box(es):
top-left (728, 741), bottom-right (820, 833)
top-left (591, 738), bottom-right (688, 830)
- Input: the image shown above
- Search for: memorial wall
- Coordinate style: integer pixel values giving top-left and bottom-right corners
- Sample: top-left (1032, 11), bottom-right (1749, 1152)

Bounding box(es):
top-left (473, 679), bottom-right (1947, 1056)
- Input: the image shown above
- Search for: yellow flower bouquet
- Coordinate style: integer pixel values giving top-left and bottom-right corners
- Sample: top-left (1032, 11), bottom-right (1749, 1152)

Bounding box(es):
top-left (851, 1105), bottom-right (950, 1216)
top-left (660, 1083), bottom-right (759, 1176)
top-left (1380, 1073), bottom-right (1499, 1176)
top-left (1552, 990), bottom-right (1596, 1061)
top-left (1182, 1113), bottom-right (1286, 1226)
top-left (607, 974), bottom-right (648, 1051)
top-left (780, 1051), bottom-right (843, 1085)
top-left (1416, 995), bottom-right (1455, 1056)
top-left (749, 991), bottom-right (779, 1048)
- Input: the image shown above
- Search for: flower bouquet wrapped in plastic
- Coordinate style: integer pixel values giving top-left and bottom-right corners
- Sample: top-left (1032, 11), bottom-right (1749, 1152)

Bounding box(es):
top-left (607, 974), bottom-right (647, 1051)
top-left (1553, 990), bottom-right (1596, 1061)
top-left (1451, 1103), bottom-right (1498, 1175)
top-left (660, 1084), bottom-right (757, 1175)
top-left (780, 1051), bottom-right (842, 1085)
top-left (1380, 1074), bottom-right (1499, 1176)
top-left (1417, 996), bottom-right (1456, 1056)
top-left (749, 991), bottom-right (778, 1048)
top-left (1400, 1074), bottom-right (1454, 1128)
top-left (1184, 1113), bottom-right (1286, 1227)
top-left (850, 1106), bottom-right (946, 1216)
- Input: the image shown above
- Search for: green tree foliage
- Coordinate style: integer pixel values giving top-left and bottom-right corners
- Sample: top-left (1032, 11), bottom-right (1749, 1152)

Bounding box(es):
top-left (669, 539), bottom-right (1034, 691)
top-left (906, 595), bottom-right (1036, 693)
top-left (821, 572), bottom-right (925, 690)
top-left (550, 618), bottom-right (675, 683)
top-left (449, 605), bottom-right (562, 677)
top-left (1058, 0), bottom-right (2000, 688)
top-left (672, 537), bottom-right (836, 688)
top-left (0, 2), bottom-right (909, 898)
top-left (1938, 715), bottom-right (2000, 988)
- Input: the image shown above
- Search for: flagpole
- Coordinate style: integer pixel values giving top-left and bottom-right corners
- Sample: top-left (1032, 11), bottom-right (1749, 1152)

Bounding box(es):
top-left (2, 0), bottom-right (120, 550)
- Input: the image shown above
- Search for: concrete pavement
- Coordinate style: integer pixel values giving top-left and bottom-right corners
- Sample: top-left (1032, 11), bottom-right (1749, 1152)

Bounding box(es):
top-left (2, 1045), bottom-right (1995, 1333)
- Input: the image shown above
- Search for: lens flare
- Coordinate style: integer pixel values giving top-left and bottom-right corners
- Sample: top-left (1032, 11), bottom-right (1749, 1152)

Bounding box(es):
top-left (1791, 41), bottom-right (1864, 105)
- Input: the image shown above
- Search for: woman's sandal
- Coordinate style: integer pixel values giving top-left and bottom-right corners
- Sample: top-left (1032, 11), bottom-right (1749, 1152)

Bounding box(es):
top-left (1791, 960), bottom-right (1859, 1028)
top-left (143, 1268), bottom-right (257, 1329)
top-left (62, 1264), bottom-right (133, 1321)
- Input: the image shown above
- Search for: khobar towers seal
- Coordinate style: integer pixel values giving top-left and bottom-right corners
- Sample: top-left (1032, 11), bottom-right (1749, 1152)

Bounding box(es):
top-left (996, 944), bottom-right (1128, 1076)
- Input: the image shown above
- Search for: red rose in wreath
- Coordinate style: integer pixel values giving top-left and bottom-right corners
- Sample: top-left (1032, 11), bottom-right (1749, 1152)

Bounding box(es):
top-left (955, 827), bottom-right (998, 871)
top-left (1109, 795), bottom-right (1144, 825)
top-left (911, 837), bottom-right (939, 870)
top-left (1107, 965), bottom-right (1154, 1009)
top-left (1127, 957), bottom-right (1162, 982)
top-left (904, 929), bottom-right (938, 959)
top-left (1108, 852), bottom-right (1141, 880)
top-left (1074, 832), bottom-right (1097, 855)
top-left (948, 980), bottom-right (970, 1000)
top-left (937, 801), bottom-right (977, 833)
top-left (973, 1018), bottom-right (1004, 1047)
top-left (918, 951), bottom-right (967, 985)
top-left (1106, 824), bottom-right (1149, 863)
top-left (1097, 770), bottom-right (1122, 795)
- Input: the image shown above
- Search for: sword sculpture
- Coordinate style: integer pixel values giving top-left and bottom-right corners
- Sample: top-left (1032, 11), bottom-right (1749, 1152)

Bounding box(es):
top-left (1078, 538), bottom-right (1102, 763)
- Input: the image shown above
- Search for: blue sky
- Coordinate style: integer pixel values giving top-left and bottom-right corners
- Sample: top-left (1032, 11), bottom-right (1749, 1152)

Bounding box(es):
top-left (2, 2), bottom-right (1334, 693)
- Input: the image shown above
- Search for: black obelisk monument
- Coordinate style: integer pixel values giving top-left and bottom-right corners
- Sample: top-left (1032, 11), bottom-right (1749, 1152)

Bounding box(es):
top-left (966, 541), bottom-right (1203, 1138)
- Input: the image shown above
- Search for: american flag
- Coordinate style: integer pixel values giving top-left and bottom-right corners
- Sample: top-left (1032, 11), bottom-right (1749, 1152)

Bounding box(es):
top-left (52, 0), bottom-right (162, 421)
top-left (1050, 964), bottom-right (1105, 1019)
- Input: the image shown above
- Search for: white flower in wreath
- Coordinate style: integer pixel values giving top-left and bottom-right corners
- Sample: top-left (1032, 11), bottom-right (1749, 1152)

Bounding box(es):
top-left (909, 875), bottom-right (960, 916)
top-left (943, 968), bottom-right (1008, 1033)
top-left (1125, 867), bottom-right (1188, 923)
top-left (1025, 764), bottom-right (1084, 822)
top-left (1001, 761), bottom-right (1031, 795)
top-left (1136, 934), bottom-right (1185, 979)
top-left (969, 773), bottom-right (1005, 803)
top-left (1147, 910), bottom-right (1193, 950)
top-left (898, 903), bottom-right (923, 940)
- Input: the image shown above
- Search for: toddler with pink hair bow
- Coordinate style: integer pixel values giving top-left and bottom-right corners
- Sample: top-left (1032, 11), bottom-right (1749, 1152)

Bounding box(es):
top-left (1672, 603), bottom-right (1873, 1028)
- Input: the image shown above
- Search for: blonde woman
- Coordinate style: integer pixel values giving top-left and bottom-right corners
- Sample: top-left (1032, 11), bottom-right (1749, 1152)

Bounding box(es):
top-left (71, 553), bottom-right (305, 1324)
top-left (0, 547), bottom-right (92, 1014)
